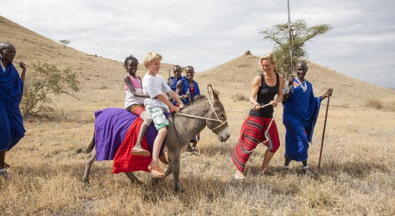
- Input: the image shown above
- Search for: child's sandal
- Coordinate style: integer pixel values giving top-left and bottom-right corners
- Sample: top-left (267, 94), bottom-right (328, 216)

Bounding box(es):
top-left (148, 164), bottom-right (165, 178)
top-left (131, 148), bottom-right (151, 156)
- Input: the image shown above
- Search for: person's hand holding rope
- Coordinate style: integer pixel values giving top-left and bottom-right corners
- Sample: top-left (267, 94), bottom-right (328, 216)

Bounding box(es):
top-left (253, 101), bottom-right (275, 111)
top-left (252, 102), bottom-right (260, 111)
top-left (269, 100), bottom-right (279, 107)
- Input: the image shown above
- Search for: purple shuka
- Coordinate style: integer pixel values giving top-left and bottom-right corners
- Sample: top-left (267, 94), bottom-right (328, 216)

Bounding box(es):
top-left (94, 108), bottom-right (167, 161)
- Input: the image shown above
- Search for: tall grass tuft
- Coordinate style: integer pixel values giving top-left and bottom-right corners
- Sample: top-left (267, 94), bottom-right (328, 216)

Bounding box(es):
top-left (386, 100), bottom-right (395, 112)
top-left (365, 98), bottom-right (383, 110)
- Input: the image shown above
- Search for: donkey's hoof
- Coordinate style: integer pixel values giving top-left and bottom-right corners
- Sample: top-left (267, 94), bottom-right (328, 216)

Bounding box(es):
top-left (150, 177), bottom-right (161, 185)
top-left (174, 186), bottom-right (184, 193)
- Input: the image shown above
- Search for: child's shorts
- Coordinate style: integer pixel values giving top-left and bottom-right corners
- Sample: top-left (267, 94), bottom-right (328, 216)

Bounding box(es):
top-left (146, 107), bottom-right (169, 130)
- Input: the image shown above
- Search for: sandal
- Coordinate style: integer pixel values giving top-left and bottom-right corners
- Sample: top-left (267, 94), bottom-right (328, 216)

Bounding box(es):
top-left (234, 171), bottom-right (246, 180)
top-left (131, 148), bottom-right (151, 157)
top-left (148, 164), bottom-right (165, 178)
top-left (0, 168), bottom-right (8, 178)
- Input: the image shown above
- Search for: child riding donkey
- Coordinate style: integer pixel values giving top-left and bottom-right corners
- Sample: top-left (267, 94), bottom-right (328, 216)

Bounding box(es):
top-left (141, 52), bottom-right (184, 178)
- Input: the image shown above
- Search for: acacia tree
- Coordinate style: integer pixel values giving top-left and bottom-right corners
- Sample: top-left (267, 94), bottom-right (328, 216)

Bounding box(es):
top-left (21, 62), bottom-right (79, 117)
top-left (260, 19), bottom-right (332, 78)
top-left (59, 40), bottom-right (71, 47)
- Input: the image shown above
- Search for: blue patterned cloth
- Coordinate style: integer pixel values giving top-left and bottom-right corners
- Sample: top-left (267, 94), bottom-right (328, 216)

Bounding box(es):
top-left (179, 79), bottom-right (200, 105)
top-left (169, 76), bottom-right (186, 105)
top-left (0, 63), bottom-right (25, 150)
top-left (282, 79), bottom-right (322, 161)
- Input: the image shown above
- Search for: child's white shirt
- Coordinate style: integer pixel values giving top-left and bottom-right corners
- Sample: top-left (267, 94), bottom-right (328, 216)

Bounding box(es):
top-left (142, 72), bottom-right (171, 112)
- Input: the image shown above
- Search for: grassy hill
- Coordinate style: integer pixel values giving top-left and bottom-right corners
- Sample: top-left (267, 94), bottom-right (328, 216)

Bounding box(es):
top-left (1, 16), bottom-right (394, 215)
top-left (196, 51), bottom-right (394, 107)
top-left (1, 16), bottom-right (174, 121)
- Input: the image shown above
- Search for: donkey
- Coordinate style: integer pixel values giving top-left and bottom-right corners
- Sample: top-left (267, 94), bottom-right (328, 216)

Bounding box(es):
top-left (83, 85), bottom-right (231, 191)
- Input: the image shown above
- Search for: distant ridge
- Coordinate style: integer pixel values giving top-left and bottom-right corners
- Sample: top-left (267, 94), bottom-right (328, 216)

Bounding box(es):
top-left (197, 51), bottom-right (394, 105)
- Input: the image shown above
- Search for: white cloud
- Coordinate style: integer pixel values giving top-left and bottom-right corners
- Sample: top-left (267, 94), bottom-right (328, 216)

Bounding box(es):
top-left (1, 0), bottom-right (395, 87)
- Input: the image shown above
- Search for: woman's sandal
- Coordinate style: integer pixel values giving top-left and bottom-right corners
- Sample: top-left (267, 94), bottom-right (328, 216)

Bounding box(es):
top-left (131, 148), bottom-right (151, 157)
top-left (234, 171), bottom-right (246, 180)
top-left (148, 164), bottom-right (165, 178)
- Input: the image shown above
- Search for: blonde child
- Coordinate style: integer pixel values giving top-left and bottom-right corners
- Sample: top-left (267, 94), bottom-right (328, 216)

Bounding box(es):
top-left (142, 52), bottom-right (184, 178)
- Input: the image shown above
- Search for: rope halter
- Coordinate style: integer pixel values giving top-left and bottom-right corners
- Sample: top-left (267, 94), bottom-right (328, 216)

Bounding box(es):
top-left (176, 84), bottom-right (227, 132)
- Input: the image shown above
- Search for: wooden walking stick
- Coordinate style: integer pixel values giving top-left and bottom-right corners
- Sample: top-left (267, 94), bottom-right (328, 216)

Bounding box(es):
top-left (317, 95), bottom-right (331, 174)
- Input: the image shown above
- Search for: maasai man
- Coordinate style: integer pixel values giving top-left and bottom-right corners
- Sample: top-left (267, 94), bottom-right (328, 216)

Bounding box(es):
top-left (176, 65), bottom-right (201, 153)
top-left (0, 42), bottom-right (27, 178)
top-left (282, 61), bottom-right (332, 175)
top-left (176, 65), bottom-right (200, 105)
top-left (168, 65), bottom-right (185, 106)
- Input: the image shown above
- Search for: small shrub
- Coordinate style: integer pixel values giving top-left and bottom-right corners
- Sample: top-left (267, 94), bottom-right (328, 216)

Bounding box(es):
top-left (365, 98), bottom-right (383, 110)
top-left (21, 62), bottom-right (79, 117)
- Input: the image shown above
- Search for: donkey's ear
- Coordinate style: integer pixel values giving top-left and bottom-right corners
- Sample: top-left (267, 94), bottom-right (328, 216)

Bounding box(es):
top-left (207, 84), bottom-right (219, 101)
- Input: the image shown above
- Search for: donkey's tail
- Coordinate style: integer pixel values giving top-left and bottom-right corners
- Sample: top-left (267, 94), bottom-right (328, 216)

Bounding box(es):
top-left (85, 132), bottom-right (95, 153)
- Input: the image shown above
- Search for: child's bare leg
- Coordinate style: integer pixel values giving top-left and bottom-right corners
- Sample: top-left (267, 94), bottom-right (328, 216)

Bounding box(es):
top-left (192, 140), bottom-right (197, 148)
top-left (149, 127), bottom-right (167, 178)
top-left (131, 111), bottom-right (152, 156)
top-left (151, 127), bottom-right (167, 165)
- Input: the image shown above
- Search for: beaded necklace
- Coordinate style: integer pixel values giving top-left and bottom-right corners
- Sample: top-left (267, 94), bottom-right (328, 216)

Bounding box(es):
top-left (295, 77), bottom-right (307, 92)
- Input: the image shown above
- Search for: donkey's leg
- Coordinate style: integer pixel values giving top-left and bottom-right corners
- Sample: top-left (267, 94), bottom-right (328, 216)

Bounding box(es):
top-left (168, 148), bottom-right (183, 192)
top-left (85, 132), bottom-right (96, 153)
top-left (164, 163), bottom-right (173, 177)
top-left (83, 147), bottom-right (96, 183)
top-left (124, 172), bottom-right (143, 185)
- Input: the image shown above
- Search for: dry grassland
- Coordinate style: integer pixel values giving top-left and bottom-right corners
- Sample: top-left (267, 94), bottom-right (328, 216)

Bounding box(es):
top-left (1, 16), bottom-right (394, 215)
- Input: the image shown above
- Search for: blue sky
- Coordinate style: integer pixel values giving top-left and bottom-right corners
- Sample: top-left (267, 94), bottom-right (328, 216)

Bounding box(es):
top-left (2, 0), bottom-right (395, 88)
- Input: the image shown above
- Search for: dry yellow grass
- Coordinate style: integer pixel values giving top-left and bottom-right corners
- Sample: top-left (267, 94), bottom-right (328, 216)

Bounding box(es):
top-left (1, 16), bottom-right (395, 215)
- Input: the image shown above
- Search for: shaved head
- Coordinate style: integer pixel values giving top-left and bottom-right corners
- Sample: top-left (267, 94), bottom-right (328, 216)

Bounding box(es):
top-left (296, 61), bottom-right (307, 68)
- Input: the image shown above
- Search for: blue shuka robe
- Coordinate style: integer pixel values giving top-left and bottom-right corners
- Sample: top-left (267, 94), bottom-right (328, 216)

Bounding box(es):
top-left (168, 76), bottom-right (186, 105)
top-left (179, 79), bottom-right (200, 105)
top-left (282, 79), bottom-right (322, 161)
top-left (0, 62), bottom-right (25, 150)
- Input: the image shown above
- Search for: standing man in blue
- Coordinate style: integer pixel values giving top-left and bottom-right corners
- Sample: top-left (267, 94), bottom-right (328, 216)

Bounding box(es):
top-left (0, 42), bottom-right (27, 178)
top-left (282, 61), bottom-right (332, 175)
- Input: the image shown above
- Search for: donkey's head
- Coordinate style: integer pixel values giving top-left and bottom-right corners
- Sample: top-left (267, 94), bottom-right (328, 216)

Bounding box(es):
top-left (205, 85), bottom-right (231, 142)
